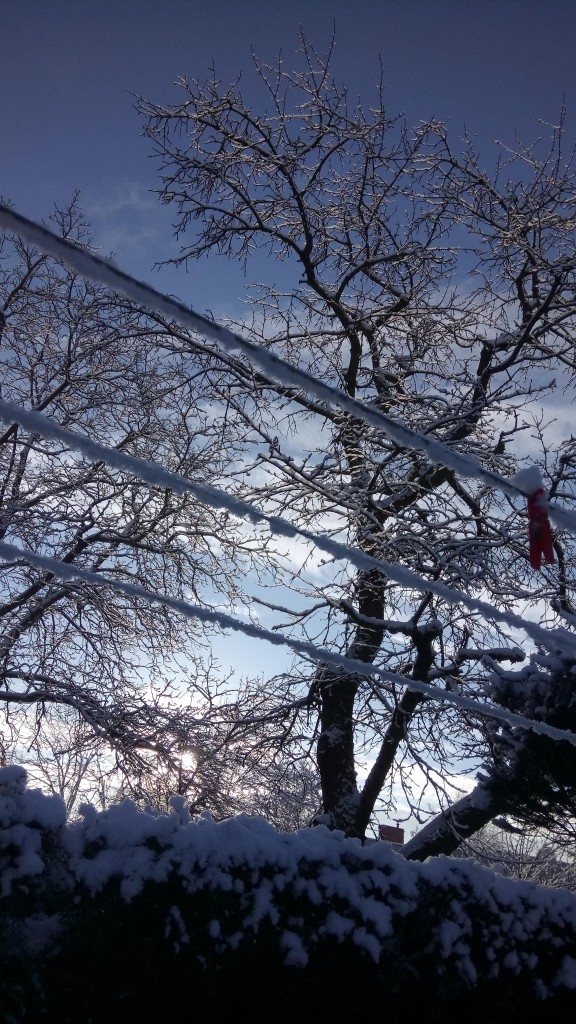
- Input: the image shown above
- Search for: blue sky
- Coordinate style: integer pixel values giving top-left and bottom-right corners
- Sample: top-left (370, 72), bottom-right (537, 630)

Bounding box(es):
top-left (3, 1), bottom-right (575, 667)
top-left (3, 0), bottom-right (576, 314)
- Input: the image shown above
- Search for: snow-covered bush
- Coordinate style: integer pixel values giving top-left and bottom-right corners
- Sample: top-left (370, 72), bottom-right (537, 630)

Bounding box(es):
top-left (488, 653), bottom-right (576, 831)
top-left (1, 767), bottom-right (576, 1022)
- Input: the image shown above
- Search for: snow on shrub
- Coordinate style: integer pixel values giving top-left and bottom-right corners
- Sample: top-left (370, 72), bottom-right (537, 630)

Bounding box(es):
top-left (1, 766), bottom-right (576, 1018)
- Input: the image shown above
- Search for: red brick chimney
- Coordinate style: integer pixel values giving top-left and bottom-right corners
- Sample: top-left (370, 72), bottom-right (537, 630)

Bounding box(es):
top-left (378, 824), bottom-right (405, 845)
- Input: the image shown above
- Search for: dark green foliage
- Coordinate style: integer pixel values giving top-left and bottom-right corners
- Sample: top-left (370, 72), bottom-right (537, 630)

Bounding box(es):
top-left (6, 868), bottom-right (575, 1024)
top-left (489, 655), bottom-right (576, 829)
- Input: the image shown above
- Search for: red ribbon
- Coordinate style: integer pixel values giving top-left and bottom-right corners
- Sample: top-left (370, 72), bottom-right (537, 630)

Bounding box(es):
top-left (527, 488), bottom-right (555, 570)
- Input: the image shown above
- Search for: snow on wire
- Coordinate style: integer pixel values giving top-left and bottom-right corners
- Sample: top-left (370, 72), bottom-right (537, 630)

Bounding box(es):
top-left (1, 397), bottom-right (576, 661)
top-left (1, 538), bottom-right (576, 750)
top-left (2, 204), bottom-right (576, 747)
top-left (1, 204), bottom-right (576, 537)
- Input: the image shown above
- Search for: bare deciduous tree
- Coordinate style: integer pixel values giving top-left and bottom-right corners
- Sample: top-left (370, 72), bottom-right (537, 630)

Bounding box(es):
top-left (460, 823), bottom-right (576, 892)
top-left (136, 35), bottom-right (576, 848)
top-left (0, 197), bottom-right (265, 791)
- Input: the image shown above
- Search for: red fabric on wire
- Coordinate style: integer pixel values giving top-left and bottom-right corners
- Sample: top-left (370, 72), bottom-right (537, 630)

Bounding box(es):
top-left (527, 488), bottom-right (555, 570)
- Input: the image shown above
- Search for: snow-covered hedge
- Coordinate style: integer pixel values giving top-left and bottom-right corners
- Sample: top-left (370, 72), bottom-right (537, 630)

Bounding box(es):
top-left (1, 766), bottom-right (576, 1022)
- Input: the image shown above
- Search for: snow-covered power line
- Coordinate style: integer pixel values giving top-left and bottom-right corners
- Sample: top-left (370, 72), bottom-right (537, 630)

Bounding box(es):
top-left (1, 204), bottom-right (575, 536)
top-left (1, 538), bottom-right (575, 750)
top-left (1, 398), bottom-right (575, 659)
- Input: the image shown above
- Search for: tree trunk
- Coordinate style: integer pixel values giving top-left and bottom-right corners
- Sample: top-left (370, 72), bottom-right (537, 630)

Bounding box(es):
top-left (356, 622), bottom-right (440, 836)
top-left (402, 785), bottom-right (500, 860)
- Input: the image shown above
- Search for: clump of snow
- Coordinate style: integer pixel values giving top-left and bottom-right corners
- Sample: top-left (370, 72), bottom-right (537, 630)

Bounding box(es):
top-left (0, 765), bottom-right (28, 794)
top-left (0, 765), bottom-right (66, 831)
top-left (0, 766), bottom-right (66, 896)
top-left (513, 465), bottom-right (544, 494)
top-left (555, 956), bottom-right (576, 990)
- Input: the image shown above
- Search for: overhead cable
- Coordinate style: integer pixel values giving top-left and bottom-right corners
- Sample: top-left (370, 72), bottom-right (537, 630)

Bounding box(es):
top-left (1, 539), bottom-right (575, 750)
top-left (1, 398), bottom-right (575, 658)
top-left (1, 205), bottom-right (575, 535)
